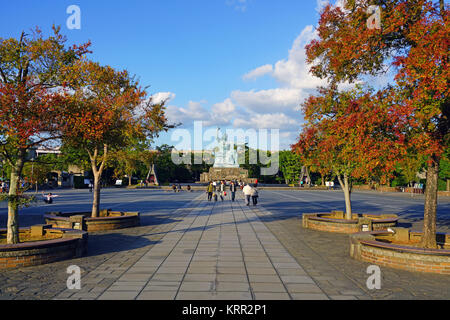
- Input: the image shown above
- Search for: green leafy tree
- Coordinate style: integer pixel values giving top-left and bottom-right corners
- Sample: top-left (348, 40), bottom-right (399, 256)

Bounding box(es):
top-left (278, 151), bottom-right (303, 184)
top-left (22, 154), bottom-right (59, 191)
top-left (439, 148), bottom-right (450, 191)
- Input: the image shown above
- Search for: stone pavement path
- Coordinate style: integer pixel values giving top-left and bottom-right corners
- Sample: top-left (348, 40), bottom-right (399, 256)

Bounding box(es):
top-left (252, 190), bottom-right (450, 300)
top-left (0, 192), bottom-right (202, 300)
top-left (4, 189), bottom-right (448, 300)
top-left (55, 193), bottom-right (346, 300)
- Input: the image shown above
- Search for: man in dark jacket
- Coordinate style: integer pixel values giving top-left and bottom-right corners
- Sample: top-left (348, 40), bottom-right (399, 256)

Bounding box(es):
top-left (230, 181), bottom-right (236, 202)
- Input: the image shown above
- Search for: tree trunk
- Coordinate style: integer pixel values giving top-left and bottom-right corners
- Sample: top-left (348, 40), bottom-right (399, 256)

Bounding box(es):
top-left (128, 174), bottom-right (132, 186)
top-left (421, 158), bottom-right (439, 248)
top-left (91, 172), bottom-right (101, 218)
top-left (7, 153), bottom-right (25, 244)
top-left (7, 170), bottom-right (20, 244)
top-left (88, 144), bottom-right (108, 218)
top-left (447, 179), bottom-right (449, 192)
top-left (337, 173), bottom-right (352, 220)
top-left (321, 174), bottom-right (325, 186)
top-left (153, 164), bottom-right (159, 186)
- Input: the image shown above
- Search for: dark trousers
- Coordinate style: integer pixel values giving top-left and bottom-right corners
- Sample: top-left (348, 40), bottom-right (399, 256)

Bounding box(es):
top-left (245, 195), bottom-right (251, 205)
top-left (252, 196), bottom-right (258, 206)
top-left (207, 192), bottom-right (212, 201)
top-left (231, 192), bottom-right (235, 201)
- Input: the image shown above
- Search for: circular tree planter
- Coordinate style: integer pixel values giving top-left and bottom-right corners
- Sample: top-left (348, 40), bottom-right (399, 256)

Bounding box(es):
top-left (302, 210), bottom-right (398, 234)
top-left (44, 209), bottom-right (140, 232)
top-left (350, 228), bottom-right (450, 274)
top-left (0, 225), bottom-right (87, 270)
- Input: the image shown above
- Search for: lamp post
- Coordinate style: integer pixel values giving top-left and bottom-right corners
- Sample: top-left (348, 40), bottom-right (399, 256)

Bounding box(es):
top-left (30, 156), bottom-right (36, 192)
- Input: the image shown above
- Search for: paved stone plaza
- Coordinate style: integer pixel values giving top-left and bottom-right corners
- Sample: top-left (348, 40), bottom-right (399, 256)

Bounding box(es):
top-left (0, 188), bottom-right (449, 300)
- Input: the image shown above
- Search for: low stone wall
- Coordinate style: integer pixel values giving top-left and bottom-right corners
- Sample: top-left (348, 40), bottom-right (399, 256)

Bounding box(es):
top-left (353, 185), bottom-right (450, 196)
top-left (0, 225), bottom-right (87, 269)
top-left (302, 211), bottom-right (398, 234)
top-left (350, 228), bottom-right (450, 274)
top-left (44, 209), bottom-right (140, 232)
top-left (353, 185), bottom-right (403, 192)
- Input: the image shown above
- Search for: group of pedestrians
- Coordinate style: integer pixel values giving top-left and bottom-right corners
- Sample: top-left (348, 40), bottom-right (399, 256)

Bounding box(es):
top-left (242, 183), bottom-right (258, 206)
top-left (206, 180), bottom-right (258, 206)
top-left (171, 183), bottom-right (192, 192)
top-left (206, 180), bottom-right (232, 202)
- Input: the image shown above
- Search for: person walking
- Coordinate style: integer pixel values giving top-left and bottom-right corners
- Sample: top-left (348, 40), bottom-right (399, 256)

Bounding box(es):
top-left (230, 180), bottom-right (236, 202)
top-left (242, 183), bottom-right (252, 206)
top-left (219, 180), bottom-right (226, 201)
top-left (206, 182), bottom-right (213, 201)
top-left (251, 183), bottom-right (258, 206)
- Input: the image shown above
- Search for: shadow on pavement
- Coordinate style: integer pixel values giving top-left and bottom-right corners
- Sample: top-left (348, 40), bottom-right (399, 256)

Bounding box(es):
top-left (85, 233), bottom-right (160, 257)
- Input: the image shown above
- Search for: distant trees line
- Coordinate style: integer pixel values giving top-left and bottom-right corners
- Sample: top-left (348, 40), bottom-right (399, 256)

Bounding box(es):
top-left (4, 145), bottom-right (448, 190)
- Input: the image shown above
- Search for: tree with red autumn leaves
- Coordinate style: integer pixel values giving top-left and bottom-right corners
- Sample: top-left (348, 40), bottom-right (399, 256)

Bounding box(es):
top-left (61, 60), bottom-right (173, 218)
top-left (0, 26), bottom-right (90, 244)
top-left (304, 0), bottom-right (449, 248)
top-left (293, 86), bottom-right (410, 219)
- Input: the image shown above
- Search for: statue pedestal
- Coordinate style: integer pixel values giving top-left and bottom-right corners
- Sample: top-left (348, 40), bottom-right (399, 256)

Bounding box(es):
top-left (200, 167), bottom-right (255, 183)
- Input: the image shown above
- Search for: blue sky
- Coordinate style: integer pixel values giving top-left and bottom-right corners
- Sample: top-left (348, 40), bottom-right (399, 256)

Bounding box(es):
top-left (1, 0), bottom-right (336, 150)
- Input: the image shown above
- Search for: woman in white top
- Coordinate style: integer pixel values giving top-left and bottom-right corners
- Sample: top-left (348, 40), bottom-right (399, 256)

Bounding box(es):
top-left (242, 184), bottom-right (253, 206)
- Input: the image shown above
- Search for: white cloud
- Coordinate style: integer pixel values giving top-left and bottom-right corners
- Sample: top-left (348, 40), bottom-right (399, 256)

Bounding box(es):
top-left (210, 98), bottom-right (236, 125)
top-left (165, 98), bottom-right (237, 128)
top-left (272, 25), bottom-right (327, 90)
top-left (231, 88), bottom-right (304, 114)
top-left (165, 101), bottom-right (210, 125)
top-left (233, 25), bottom-right (328, 118)
top-left (242, 64), bottom-right (273, 81)
top-left (233, 112), bottom-right (300, 130)
top-left (151, 92), bottom-right (176, 104)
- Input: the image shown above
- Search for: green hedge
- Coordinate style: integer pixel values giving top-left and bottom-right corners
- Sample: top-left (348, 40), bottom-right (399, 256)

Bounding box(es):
top-left (438, 179), bottom-right (448, 191)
